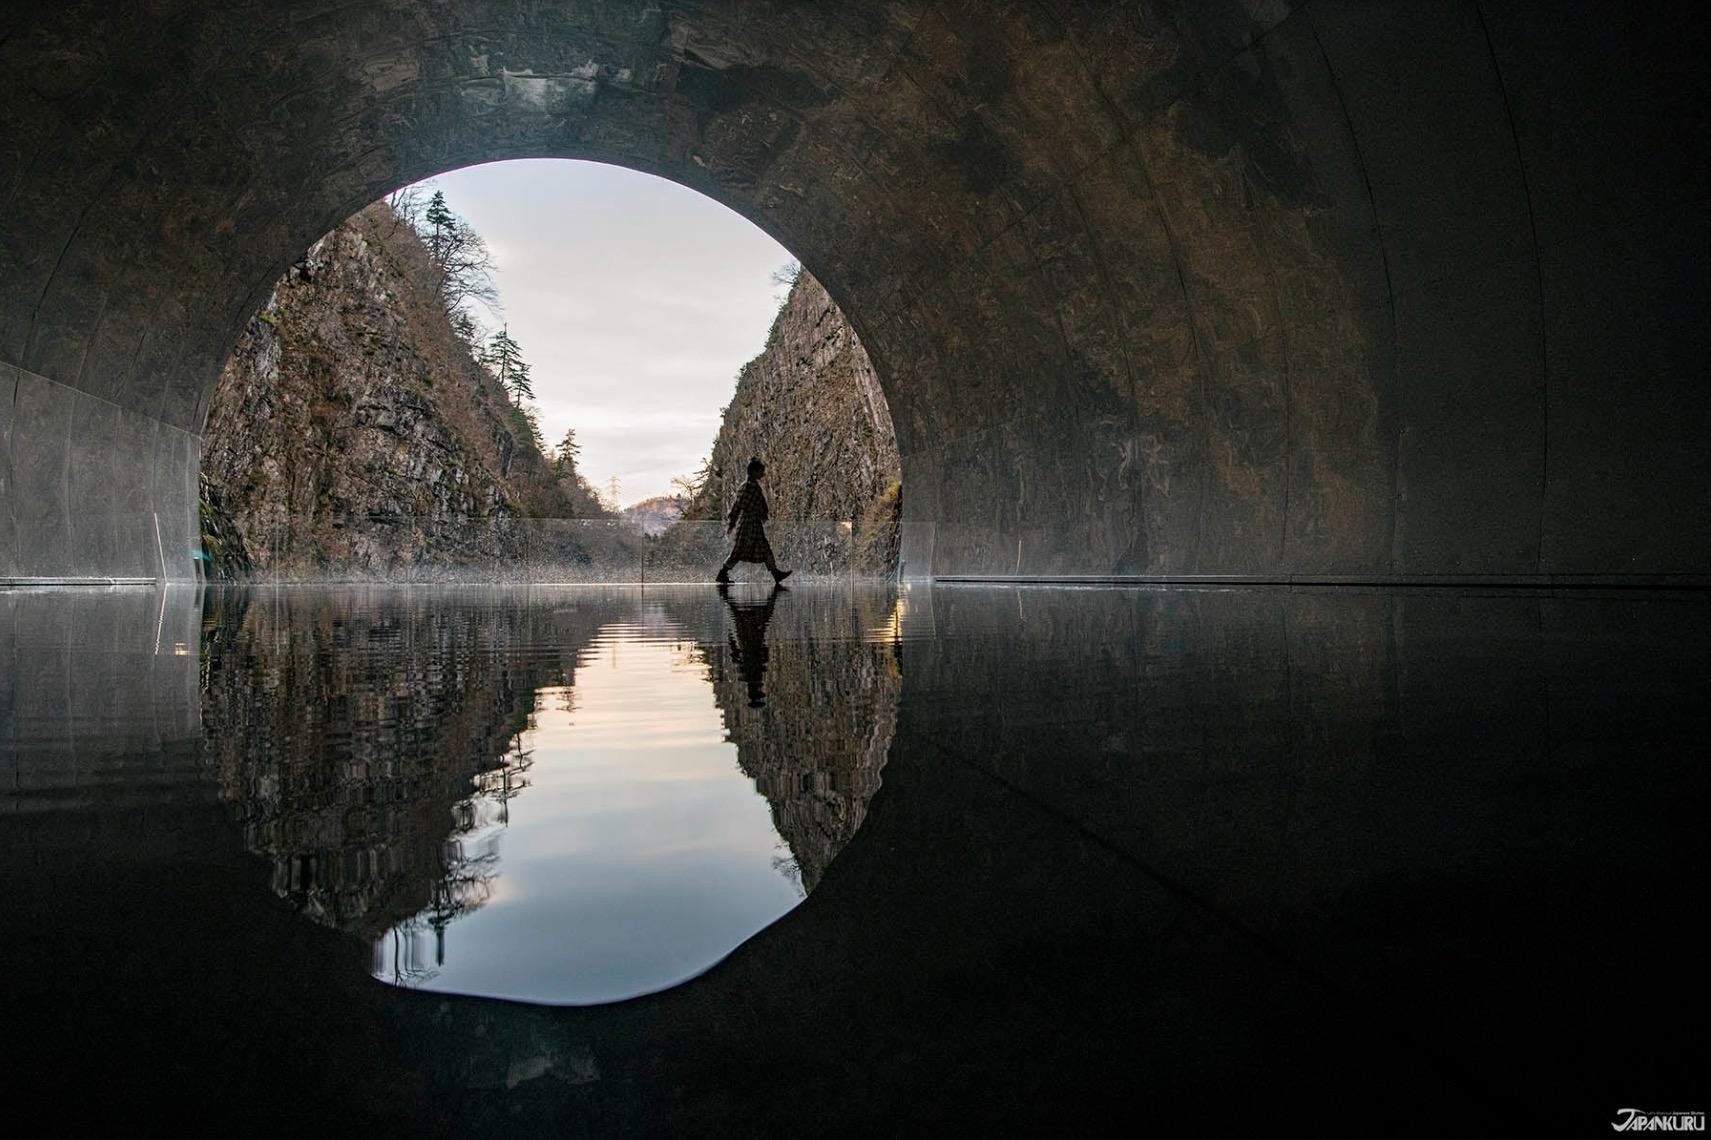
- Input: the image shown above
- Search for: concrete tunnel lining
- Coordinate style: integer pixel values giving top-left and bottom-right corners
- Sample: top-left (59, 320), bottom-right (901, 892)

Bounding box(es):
top-left (0, 1), bottom-right (1706, 581)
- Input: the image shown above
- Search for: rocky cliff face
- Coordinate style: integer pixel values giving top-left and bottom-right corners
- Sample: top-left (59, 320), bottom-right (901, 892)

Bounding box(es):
top-left (689, 272), bottom-right (901, 570)
top-left (201, 203), bottom-right (573, 577)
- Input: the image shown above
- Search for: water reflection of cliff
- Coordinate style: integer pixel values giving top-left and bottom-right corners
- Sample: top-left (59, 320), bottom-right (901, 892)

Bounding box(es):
top-left (200, 586), bottom-right (902, 957)
top-left (199, 589), bottom-right (597, 944)
top-left (694, 587), bottom-right (902, 892)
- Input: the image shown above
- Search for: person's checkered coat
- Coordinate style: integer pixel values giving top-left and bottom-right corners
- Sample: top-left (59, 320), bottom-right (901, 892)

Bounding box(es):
top-left (726, 480), bottom-right (774, 564)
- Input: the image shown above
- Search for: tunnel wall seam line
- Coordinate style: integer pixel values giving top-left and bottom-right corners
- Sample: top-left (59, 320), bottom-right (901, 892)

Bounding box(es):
top-left (0, 357), bottom-right (200, 430)
top-left (18, 82), bottom-right (250, 425)
top-left (57, 367), bottom-right (71, 579)
top-left (1474, 0), bottom-right (1551, 577)
top-left (930, 573), bottom-right (1711, 590)
top-left (19, 83), bottom-right (209, 396)
top-left (0, 578), bottom-right (159, 587)
top-left (3, 361), bottom-right (16, 573)
top-left (68, 281), bottom-right (121, 399)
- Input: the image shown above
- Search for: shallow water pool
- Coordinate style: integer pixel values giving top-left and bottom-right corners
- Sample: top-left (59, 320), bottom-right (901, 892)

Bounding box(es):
top-left (198, 583), bottom-right (901, 1003)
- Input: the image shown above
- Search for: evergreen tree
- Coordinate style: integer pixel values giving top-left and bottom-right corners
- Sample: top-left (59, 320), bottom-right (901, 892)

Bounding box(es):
top-left (406, 187), bottom-right (500, 340)
top-left (554, 429), bottom-right (581, 480)
top-left (424, 191), bottom-right (456, 264)
top-left (484, 325), bottom-right (534, 406)
top-left (510, 402), bottom-right (545, 453)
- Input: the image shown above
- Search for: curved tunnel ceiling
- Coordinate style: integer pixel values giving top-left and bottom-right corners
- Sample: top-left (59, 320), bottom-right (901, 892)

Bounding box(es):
top-left (0, 1), bottom-right (1706, 580)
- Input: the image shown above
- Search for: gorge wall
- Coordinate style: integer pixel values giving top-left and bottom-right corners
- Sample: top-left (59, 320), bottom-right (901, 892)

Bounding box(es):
top-left (204, 207), bottom-right (896, 581)
top-left (688, 272), bottom-right (901, 571)
top-left (200, 203), bottom-right (578, 578)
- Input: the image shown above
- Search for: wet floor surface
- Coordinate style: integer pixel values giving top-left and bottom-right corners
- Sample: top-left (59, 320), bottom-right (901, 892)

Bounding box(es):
top-left (1, 583), bottom-right (1705, 1134)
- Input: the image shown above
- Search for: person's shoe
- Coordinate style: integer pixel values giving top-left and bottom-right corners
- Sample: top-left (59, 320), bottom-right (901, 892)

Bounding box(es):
top-left (771, 568), bottom-right (793, 584)
top-left (715, 567), bottom-right (730, 584)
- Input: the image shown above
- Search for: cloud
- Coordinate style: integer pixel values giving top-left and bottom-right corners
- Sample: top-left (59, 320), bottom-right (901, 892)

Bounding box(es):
top-left (420, 160), bottom-right (790, 504)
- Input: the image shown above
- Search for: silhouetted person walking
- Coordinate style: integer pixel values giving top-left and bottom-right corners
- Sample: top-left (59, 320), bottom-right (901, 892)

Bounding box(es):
top-left (716, 457), bottom-right (792, 584)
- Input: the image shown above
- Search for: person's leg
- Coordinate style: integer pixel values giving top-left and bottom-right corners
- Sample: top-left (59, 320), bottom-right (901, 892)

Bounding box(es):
top-left (716, 554), bottom-right (738, 583)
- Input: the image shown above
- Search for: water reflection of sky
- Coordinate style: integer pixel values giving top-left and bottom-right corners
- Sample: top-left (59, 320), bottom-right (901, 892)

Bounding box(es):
top-left (374, 633), bottom-right (805, 1004)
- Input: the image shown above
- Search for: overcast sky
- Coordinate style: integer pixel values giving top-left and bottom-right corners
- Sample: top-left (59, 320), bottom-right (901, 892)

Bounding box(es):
top-left (414, 159), bottom-right (792, 506)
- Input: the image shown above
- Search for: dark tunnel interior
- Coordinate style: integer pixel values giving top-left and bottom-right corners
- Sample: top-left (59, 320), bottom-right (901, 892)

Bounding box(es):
top-left (1, 3), bottom-right (1706, 1135)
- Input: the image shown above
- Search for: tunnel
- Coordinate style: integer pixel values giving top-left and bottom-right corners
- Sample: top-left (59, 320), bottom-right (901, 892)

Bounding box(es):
top-left (2, 3), bottom-right (1709, 1135)
top-left (3, 0), bottom-right (1705, 583)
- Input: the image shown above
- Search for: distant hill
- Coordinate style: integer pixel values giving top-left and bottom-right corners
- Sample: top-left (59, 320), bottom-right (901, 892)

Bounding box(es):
top-left (622, 495), bottom-right (686, 537)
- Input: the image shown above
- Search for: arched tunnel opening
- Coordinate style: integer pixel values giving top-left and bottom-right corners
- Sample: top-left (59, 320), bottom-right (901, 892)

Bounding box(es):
top-left (196, 157), bottom-right (901, 583)
top-left (1, 3), bottom-right (1707, 1135)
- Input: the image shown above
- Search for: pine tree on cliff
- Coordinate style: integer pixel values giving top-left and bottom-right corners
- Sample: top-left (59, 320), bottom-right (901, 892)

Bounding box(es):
top-left (554, 429), bottom-right (581, 480)
top-left (425, 191), bottom-right (455, 262)
top-left (417, 189), bottom-right (499, 336)
top-left (484, 325), bottom-right (534, 406)
top-left (549, 427), bottom-right (609, 518)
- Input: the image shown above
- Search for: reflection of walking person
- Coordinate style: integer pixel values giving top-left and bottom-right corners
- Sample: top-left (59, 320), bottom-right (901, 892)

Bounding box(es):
top-left (716, 457), bottom-right (792, 584)
top-left (719, 582), bottom-right (782, 707)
